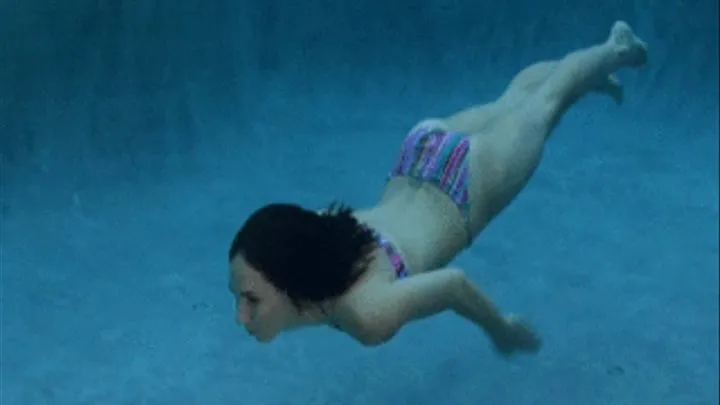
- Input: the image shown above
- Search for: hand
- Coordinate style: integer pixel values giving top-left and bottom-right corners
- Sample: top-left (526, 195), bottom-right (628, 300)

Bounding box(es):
top-left (491, 314), bottom-right (542, 356)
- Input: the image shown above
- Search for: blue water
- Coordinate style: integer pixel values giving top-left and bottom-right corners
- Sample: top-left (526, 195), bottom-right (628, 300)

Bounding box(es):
top-left (2, 1), bottom-right (718, 404)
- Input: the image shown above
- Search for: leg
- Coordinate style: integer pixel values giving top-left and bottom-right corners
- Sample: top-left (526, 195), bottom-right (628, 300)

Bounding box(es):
top-left (498, 61), bottom-right (624, 105)
top-left (441, 62), bottom-right (560, 134)
top-left (528, 21), bottom-right (647, 136)
top-left (498, 61), bottom-right (558, 102)
top-left (443, 57), bottom-right (625, 135)
top-left (468, 21), bottom-right (648, 225)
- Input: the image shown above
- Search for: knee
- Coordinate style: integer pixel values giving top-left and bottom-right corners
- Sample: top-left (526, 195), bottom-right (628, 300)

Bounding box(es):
top-left (515, 96), bottom-right (563, 136)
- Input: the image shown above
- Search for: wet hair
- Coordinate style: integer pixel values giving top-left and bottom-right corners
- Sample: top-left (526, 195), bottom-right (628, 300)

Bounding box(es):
top-left (228, 202), bottom-right (377, 310)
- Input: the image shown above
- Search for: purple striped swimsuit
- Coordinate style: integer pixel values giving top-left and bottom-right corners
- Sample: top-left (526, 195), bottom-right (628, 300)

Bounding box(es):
top-left (388, 125), bottom-right (473, 240)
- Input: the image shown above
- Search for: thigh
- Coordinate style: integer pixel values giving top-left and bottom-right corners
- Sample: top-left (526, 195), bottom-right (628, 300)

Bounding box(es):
top-left (464, 101), bottom-right (554, 229)
top-left (443, 102), bottom-right (513, 135)
top-left (498, 61), bottom-right (557, 103)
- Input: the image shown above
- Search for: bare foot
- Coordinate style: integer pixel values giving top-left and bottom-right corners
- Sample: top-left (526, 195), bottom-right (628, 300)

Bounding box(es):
top-left (608, 21), bottom-right (649, 68)
top-left (593, 73), bottom-right (624, 104)
top-left (597, 75), bottom-right (625, 104)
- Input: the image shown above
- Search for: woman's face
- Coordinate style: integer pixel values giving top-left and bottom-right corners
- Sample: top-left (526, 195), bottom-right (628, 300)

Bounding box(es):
top-left (228, 256), bottom-right (296, 342)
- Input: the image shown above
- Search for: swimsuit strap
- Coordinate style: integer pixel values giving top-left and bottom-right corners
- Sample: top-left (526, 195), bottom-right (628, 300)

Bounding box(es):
top-left (376, 234), bottom-right (408, 279)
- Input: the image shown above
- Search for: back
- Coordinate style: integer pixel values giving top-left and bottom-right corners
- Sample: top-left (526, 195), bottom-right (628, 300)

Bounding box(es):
top-left (355, 177), bottom-right (469, 274)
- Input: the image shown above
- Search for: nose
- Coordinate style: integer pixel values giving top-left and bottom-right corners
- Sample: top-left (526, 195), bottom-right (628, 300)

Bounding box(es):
top-left (235, 302), bottom-right (251, 326)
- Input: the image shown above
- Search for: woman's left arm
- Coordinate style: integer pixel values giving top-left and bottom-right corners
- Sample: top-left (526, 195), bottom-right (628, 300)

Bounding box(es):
top-left (344, 268), bottom-right (511, 346)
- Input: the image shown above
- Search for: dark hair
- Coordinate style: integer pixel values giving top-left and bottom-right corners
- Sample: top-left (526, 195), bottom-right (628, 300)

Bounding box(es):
top-left (228, 202), bottom-right (377, 309)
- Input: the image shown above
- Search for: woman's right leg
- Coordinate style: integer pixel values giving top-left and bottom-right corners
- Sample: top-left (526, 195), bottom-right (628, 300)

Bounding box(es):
top-left (497, 61), bottom-right (624, 105)
top-left (440, 62), bottom-right (561, 134)
top-left (521, 21), bottom-right (648, 139)
top-left (443, 59), bottom-right (624, 135)
top-left (466, 21), bottom-right (648, 227)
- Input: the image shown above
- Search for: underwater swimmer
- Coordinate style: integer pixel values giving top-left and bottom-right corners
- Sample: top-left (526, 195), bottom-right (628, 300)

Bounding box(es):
top-left (228, 21), bottom-right (648, 356)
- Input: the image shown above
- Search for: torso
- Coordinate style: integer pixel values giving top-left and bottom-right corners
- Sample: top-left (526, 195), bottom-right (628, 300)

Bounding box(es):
top-left (326, 119), bottom-right (533, 336)
top-left (353, 132), bottom-right (525, 278)
top-left (354, 177), bottom-right (472, 276)
top-left (326, 138), bottom-right (502, 336)
top-left (326, 178), bottom-right (475, 335)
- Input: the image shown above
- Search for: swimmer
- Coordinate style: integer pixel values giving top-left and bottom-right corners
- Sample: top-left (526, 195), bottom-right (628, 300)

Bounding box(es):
top-left (228, 21), bottom-right (648, 356)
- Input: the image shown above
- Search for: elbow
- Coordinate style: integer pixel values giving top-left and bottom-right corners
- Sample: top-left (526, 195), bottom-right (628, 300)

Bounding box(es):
top-left (445, 267), bottom-right (470, 296)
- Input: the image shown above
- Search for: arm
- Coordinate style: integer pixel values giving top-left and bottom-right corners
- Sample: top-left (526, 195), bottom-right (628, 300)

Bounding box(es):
top-left (346, 268), bottom-right (509, 346)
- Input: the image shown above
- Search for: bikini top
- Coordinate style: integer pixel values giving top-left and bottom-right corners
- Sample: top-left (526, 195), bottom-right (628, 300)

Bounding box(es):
top-left (376, 232), bottom-right (409, 279)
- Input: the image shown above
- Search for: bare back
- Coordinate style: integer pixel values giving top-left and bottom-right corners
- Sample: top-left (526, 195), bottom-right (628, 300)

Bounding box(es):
top-left (354, 178), bottom-right (471, 274)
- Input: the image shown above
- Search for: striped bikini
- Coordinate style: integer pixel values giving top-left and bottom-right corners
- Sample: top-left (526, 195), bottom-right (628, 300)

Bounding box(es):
top-left (388, 125), bottom-right (473, 242)
top-left (377, 233), bottom-right (408, 279)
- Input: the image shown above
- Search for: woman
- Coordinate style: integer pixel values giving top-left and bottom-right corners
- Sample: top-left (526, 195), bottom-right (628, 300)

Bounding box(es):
top-left (228, 21), bottom-right (648, 356)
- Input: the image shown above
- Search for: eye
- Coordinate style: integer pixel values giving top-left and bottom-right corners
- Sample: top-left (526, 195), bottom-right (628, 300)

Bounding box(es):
top-left (243, 292), bottom-right (260, 305)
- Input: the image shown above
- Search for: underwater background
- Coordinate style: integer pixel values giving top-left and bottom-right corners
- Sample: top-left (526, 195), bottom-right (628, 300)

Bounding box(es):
top-left (1, 0), bottom-right (718, 404)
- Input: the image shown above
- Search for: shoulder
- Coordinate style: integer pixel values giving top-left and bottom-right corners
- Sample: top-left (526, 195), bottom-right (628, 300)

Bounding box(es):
top-left (331, 277), bottom-right (398, 347)
top-left (334, 304), bottom-right (397, 347)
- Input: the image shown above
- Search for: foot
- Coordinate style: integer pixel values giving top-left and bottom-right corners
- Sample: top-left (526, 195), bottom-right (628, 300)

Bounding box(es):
top-left (608, 21), bottom-right (649, 68)
top-left (491, 314), bottom-right (542, 357)
top-left (594, 73), bottom-right (624, 104)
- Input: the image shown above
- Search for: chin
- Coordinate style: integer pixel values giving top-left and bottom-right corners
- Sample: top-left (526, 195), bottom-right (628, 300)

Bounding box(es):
top-left (254, 332), bottom-right (277, 344)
